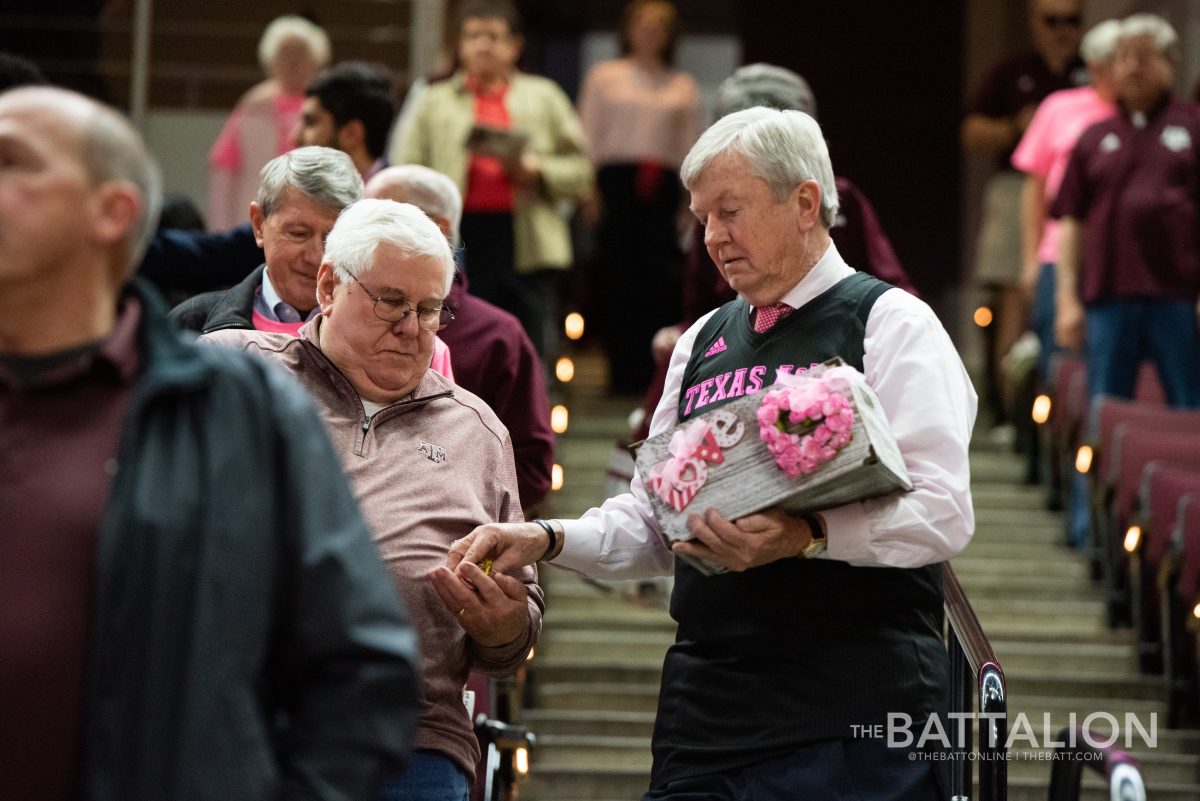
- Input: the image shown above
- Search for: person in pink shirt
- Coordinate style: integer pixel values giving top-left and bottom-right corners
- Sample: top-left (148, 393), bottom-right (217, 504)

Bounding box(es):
top-left (1012, 19), bottom-right (1120, 380)
top-left (207, 16), bottom-right (330, 231)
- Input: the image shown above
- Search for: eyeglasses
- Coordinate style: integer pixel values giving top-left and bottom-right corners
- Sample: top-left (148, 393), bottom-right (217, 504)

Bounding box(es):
top-left (349, 274), bottom-right (454, 331)
top-left (1042, 14), bottom-right (1082, 29)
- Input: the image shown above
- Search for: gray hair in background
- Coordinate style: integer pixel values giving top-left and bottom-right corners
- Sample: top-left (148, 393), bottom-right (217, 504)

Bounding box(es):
top-left (323, 199), bottom-right (456, 294)
top-left (714, 63), bottom-right (817, 120)
top-left (258, 15), bottom-right (331, 73)
top-left (681, 106), bottom-right (839, 229)
top-left (1118, 13), bottom-right (1180, 63)
top-left (257, 146), bottom-right (363, 218)
top-left (365, 165), bottom-right (463, 247)
top-left (1080, 19), bottom-right (1122, 65)
top-left (82, 97), bottom-right (163, 277)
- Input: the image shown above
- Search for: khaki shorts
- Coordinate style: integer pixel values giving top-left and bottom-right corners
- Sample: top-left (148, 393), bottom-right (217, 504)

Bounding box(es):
top-left (973, 171), bottom-right (1024, 287)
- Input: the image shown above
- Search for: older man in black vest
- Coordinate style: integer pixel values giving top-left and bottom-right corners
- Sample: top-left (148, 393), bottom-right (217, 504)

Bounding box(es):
top-left (448, 106), bottom-right (977, 801)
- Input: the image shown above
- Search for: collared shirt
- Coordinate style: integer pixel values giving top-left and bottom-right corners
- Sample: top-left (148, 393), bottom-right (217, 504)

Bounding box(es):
top-left (0, 299), bottom-right (143, 801)
top-left (1051, 95), bottom-right (1200, 303)
top-left (254, 267), bottom-right (319, 324)
top-left (1012, 85), bottom-right (1116, 264)
top-left (554, 241), bottom-right (977, 575)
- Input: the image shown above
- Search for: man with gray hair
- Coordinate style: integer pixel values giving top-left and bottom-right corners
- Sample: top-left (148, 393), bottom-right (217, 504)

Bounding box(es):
top-left (450, 107), bottom-right (976, 799)
top-left (1051, 14), bottom-right (1200, 407)
top-left (0, 87), bottom-right (420, 800)
top-left (203, 198), bottom-right (544, 799)
top-left (366, 164), bottom-right (555, 512)
top-left (171, 145), bottom-right (363, 334)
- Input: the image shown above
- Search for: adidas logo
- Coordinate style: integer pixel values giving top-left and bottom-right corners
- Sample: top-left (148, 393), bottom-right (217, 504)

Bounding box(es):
top-left (704, 337), bottom-right (727, 358)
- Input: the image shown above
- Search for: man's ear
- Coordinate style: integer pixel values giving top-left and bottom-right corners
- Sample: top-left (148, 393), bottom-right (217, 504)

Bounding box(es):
top-left (249, 202), bottom-right (267, 247)
top-left (316, 261), bottom-right (339, 314)
top-left (793, 179), bottom-right (823, 232)
top-left (91, 181), bottom-right (141, 247)
top-left (336, 119), bottom-right (366, 155)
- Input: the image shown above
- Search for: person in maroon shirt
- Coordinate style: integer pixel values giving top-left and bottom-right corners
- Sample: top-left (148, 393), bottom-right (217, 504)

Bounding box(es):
top-left (0, 86), bottom-right (419, 801)
top-left (1050, 15), bottom-right (1200, 551)
top-left (366, 164), bottom-right (556, 513)
top-left (1051, 13), bottom-right (1200, 409)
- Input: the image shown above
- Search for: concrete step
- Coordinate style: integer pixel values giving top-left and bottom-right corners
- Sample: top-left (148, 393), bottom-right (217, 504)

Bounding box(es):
top-left (952, 553), bottom-right (1090, 581)
top-left (533, 734), bottom-right (652, 771)
top-left (521, 709), bottom-right (656, 739)
top-left (1004, 672), bottom-right (1164, 702)
top-left (989, 640), bottom-right (1138, 675)
top-left (533, 681), bottom-right (661, 714)
top-left (521, 765), bottom-right (649, 800)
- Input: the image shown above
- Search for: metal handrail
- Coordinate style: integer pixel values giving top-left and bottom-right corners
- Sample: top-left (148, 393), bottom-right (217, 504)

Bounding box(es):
top-left (943, 562), bottom-right (1008, 801)
top-left (1047, 726), bottom-right (1146, 801)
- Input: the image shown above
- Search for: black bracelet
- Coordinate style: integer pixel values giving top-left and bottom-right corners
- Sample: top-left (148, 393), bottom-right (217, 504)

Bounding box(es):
top-left (532, 518), bottom-right (558, 562)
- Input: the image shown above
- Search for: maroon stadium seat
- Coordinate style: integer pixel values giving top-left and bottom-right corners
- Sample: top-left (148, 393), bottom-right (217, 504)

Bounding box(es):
top-left (1134, 462), bottom-right (1200, 672)
top-left (1168, 493), bottom-right (1200, 726)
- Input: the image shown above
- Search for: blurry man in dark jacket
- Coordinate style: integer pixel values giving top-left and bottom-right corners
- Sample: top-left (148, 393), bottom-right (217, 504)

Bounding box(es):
top-left (0, 86), bottom-right (419, 801)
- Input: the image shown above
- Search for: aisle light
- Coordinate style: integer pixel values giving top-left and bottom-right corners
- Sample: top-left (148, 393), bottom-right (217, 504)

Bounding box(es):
top-left (514, 745), bottom-right (530, 776)
top-left (974, 306), bottom-right (994, 328)
top-left (1075, 445), bottom-right (1094, 474)
top-left (551, 405), bottom-right (569, 434)
top-left (1031, 394), bottom-right (1052, 425)
top-left (551, 464), bottom-right (564, 491)
top-left (564, 312), bottom-right (585, 340)
top-left (1193, 602), bottom-right (1200, 621)
top-left (555, 356), bottom-right (575, 383)
top-left (1123, 525), bottom-right (1142, 554)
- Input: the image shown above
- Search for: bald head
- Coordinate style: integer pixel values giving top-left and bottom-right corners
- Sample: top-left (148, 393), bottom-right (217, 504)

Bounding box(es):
top-left (0, 87), bottom-right (161, 279)
top-left (365, 165), bottom-right (462, 247)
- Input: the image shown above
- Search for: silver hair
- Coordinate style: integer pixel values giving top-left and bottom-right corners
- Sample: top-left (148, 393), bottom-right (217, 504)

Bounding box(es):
top-left (258, 15), bottom-right (331, 74)
top-left (680, 106), bottom-right (839, 229)
top-left (81, 98), bottom-right (163, 276)
top-left (1080, 20), bottom-right (1122, 65)
top-left (365, 165), bottom-right (463, 247)
top-left (257, 146), bottom-right (363, 218)
top-left (1118, 13), bottom-right (1180, 63)
top-left (324, 199), bottom-right (455, 294)
top-left (715, 63), bottom-right (817, 120)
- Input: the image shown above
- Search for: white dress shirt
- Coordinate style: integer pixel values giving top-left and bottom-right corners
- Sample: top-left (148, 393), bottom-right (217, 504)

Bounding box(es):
top-left (554, 241), bottom-right (977, 577)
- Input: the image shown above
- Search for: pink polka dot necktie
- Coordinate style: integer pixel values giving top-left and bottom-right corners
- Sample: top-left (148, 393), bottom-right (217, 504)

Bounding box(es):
top-left (753, 302), bottom-right (793, 333)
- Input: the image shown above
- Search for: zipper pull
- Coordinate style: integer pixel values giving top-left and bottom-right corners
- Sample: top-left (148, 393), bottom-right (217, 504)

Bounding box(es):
top-left (361, 418), bottom-right (370, 433)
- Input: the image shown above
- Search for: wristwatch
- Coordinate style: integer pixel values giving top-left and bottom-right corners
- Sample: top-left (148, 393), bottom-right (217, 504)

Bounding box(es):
top-left (797, 512), bottom-right (826, 559)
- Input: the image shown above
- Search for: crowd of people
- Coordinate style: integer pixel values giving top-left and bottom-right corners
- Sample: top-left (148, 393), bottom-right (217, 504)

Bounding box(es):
top-left (965, 2), bottom-right (1200, 550)
top-left (3, 1), bottom-right (1199, 800)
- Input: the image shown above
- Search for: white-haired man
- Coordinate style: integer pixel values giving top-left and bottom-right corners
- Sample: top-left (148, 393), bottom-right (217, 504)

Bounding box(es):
top-left (203, 198), bottom-right (543, 800)
top-left (1051, 14), bottom-right (1200, 410)
top-left (365, 164), bottom-right (555, 512)
top-left (0, 87), bottom-right (419, 800)
top-left (449, 107), bottom-right (977, 799)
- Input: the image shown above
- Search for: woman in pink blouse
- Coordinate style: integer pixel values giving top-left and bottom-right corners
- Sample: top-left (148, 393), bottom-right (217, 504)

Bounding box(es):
top-left (207, 16), bottom-right (331, 231)
top-left (578, 0), bottom-right (700, 395)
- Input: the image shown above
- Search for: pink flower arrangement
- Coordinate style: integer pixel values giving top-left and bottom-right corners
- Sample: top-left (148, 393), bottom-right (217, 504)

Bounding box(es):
top-left (755, 367), bottom-right (856, 478)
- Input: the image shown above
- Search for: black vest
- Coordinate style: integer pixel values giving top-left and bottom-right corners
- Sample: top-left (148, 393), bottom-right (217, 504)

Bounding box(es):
top-left (650, 272), bottom-right (947, 786)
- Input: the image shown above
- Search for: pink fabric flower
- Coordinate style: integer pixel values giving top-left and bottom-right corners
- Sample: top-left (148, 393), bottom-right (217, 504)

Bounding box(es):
top-left (755, 366), bottom-right (858, 477)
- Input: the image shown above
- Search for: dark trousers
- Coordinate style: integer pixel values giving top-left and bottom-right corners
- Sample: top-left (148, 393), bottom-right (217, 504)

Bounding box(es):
top-left (641, 738), bottom-right (943, 801)
top-left (596, 163), bottom-right (683, 395)
top-left (460, 211), bottom-right (562, 359)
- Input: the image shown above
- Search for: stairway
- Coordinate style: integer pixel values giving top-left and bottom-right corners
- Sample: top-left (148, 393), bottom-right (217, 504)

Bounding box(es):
top-left (525, 346), bottom-right (1200, 800)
